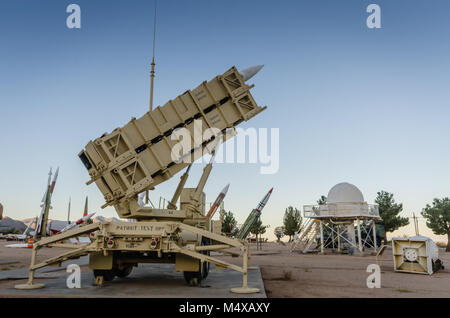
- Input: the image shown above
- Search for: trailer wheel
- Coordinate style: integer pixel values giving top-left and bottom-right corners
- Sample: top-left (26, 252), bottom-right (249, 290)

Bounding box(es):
top-left (201, 238), bottom-right (211, 279)
top-left (183, 259), bottom-right (209, 285)
top-left (116, 265), bottom-right (133, 278)
top-left (183, 238), bottom-right (211, 286)
top-left (93, 269), bottom-right (115, 282)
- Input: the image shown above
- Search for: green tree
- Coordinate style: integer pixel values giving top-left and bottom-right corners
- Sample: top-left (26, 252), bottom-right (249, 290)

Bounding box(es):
top-left (375, 191), bottom-right (409, 244)
top-left (421, 198), bottom-right (450, 252)
top-left (222, 211), bottom-right (237, 237)
top-left (283, 206), bottom-right (302, 242)
top-left (317, 195), bottom-right (327, 205)
top-left (250, 218), bottom-right (268, 236)
top-left (274, 226), bottom-right (285, 242)
top-left (250, 218), bottom-right (268, 250)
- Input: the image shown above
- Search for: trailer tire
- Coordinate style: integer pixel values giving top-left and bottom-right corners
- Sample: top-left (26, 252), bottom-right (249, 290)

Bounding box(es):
top-left (201, 238), bottom-right (211, 279)
top-left (116, 265), bottom-right (133, 278)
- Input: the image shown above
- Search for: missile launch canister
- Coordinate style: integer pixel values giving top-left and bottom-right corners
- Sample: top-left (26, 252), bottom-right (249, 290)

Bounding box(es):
top-left (236, 188), bottom-right (273, 240)
top-left (78, 66), bottom-right (266, 219)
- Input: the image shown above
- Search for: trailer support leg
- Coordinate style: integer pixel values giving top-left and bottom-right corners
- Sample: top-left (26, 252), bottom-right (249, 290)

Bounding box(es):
top-left (95, 276), bottom-right (105, 287)
top-left (230, 244), bottom-right (260, 294)
top-left (15, 246), bottom-right (45, 290)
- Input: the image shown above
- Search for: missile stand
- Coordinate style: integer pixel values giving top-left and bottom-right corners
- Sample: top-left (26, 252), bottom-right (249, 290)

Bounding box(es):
top-left (16, 161), bottom-right (258, 294)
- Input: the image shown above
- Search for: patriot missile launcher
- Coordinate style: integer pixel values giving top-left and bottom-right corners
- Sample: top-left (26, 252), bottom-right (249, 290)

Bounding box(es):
top-left (17, 66), bottom-right (268, 294)
top-left (78, 66), bottom-right (265, 219)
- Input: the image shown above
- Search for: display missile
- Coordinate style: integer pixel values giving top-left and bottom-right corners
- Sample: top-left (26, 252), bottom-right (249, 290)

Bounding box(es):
top-left (83, 196), bottom-right (88, 217)
top-left (240, 65), bottom-right (264, 82)
top-left (36, 168), bottom-right (59, 239)
top-left (67, 197), bottom-right (71, 224)
top-left (61, 212), bottom-right (95, 233)
top-left (41, 168), bottom-right (52, 204)
top-left (256, 187), bottom-right (273, 212)
top-left (206, 183), bottom-right (230, 219)
top-left (49, 167), bottom-right (59, 194)
top-left (236, 187), bottom-right (273, 240)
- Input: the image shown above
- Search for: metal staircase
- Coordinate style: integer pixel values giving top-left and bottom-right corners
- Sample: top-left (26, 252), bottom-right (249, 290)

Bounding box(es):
top-left (290, 219), bottom-right (320, 253)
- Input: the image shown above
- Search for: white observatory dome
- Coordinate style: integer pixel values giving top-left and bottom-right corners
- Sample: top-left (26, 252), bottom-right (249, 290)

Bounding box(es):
top-left (327, 182), bottom-right (364, 204)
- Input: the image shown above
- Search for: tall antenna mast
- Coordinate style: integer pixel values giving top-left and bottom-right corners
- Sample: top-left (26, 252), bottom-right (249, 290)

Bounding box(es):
top-left (149, 0), bottom-right (157, 111)
top-left (146, 0), bottom-right (158, 203)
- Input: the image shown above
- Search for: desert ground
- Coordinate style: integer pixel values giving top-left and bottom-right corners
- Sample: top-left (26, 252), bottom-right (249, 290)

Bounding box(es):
top-left (0, 240), bottom-right (449, 298)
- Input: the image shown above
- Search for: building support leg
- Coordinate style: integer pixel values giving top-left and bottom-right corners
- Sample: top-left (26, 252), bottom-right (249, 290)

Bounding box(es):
top-left (337, 226), bottom-right (341, 252)
top-left (372, 220), bottom-right (377, 253)
top-left (331, 225), bottom-right (335, 250)
top-left (357, 218), bottom-right (363, 254)
top-left (319, 220), bottom-right (324, 254)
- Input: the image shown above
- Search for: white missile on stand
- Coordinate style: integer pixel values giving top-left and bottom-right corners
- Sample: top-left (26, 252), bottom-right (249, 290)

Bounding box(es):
top-left (49, 167), bottom-right (59, 194)
top-left (35, 168), bottom-right (52, 235)
top-left (35, 167), bottom-right (59, 238)
top-left (206, 183), bottom-right (230, 219)
top-left (60, 212), bottom-right (96, 233)
top-left (40, 168), bottom-right (52, 204)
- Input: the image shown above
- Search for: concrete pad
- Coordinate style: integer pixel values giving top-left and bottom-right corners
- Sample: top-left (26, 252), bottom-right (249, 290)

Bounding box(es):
top-left (0, 264), bottom-right (266, 298)
top-left (0, 256), bottom-right (89, 280)
top-left (251, 251), bottom-right (281, 256)
top-left (0, 261), bottom-right (19, 266)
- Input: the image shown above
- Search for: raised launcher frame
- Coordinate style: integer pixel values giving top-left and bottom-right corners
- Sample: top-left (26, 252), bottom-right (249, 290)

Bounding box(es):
top-left (16, 66), bottom-right (266, 294)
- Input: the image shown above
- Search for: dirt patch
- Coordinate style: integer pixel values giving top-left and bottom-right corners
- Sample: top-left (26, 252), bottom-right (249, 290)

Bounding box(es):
top-left (1, 240), bottom-right (449, 298)
top-left (0, 241), bottom-right (74, 269)
top-left (218, 242), bottom-right (450, 298)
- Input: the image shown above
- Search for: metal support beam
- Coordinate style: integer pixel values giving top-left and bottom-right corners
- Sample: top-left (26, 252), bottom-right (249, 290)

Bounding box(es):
top-left (172, 243), bottom-right (244, 273)
top-left (178, 223), bottom-right (244, 249)
top-left (356, 218), bottom-right (363, 253)
top-left (319, 220), bottom-right (324, 254)
top-left (36, 222), bottom-right (101, 247)
top-left (31, 246), bottom-right (90, 271)
top-left (337, 225), bottom-right (341, 252)
top-left (372, 220), bottom-right (377, 253)
top-left (194, 244), bottom-right (232, 251)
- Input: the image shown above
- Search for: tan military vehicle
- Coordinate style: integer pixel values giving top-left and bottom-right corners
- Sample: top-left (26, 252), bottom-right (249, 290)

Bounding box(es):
top-left (16, 66), bottom-right (266, 294)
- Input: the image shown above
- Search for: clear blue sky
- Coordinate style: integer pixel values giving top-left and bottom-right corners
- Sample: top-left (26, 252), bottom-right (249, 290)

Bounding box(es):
top-left (1, 0), bottom-right (449, 241)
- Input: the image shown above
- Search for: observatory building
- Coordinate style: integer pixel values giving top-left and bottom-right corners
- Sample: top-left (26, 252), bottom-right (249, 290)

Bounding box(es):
top-left (305, 183), bottom-right (379, 219)
top-left (292, 183), bottom-right (380, 255)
